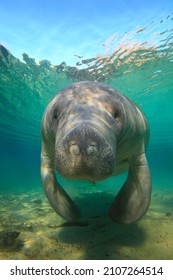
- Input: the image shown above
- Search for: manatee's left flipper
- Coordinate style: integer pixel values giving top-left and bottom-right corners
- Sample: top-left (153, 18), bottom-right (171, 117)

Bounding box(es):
top-left (109, 153), bottom-right (152, 224)
top-left (41, 143), bottom-right (80, 222)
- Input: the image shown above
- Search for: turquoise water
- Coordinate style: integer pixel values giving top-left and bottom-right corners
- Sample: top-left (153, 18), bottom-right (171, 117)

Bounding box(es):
top-left (0, 11), bottom-right (173, 259)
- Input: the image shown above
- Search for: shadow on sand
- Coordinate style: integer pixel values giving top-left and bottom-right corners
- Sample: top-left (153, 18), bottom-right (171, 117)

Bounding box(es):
top-left (53, 191), bottom-right (146, 259)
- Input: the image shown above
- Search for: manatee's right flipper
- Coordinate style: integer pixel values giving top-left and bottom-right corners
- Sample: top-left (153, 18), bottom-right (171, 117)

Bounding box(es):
top-left (41, 143), bottom-right (80, 221)
top-left (109, 153), bottom-right (152, 224)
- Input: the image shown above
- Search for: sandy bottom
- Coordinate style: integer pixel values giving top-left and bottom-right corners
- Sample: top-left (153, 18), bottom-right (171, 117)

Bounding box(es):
top-left (0, 187), bottom-right (173, 260)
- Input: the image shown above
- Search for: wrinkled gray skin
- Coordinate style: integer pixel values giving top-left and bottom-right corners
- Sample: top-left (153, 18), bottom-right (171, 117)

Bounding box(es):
top-left (41, 81), bottom-right (152, 224)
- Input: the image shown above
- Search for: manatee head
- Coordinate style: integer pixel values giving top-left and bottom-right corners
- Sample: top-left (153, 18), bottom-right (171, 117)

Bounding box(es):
top-left (42, 81), bottom-right (125, 181)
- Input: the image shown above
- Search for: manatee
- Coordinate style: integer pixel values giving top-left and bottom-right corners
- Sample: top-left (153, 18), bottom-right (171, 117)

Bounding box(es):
top-left (41, 81), bottom-right (152, 224)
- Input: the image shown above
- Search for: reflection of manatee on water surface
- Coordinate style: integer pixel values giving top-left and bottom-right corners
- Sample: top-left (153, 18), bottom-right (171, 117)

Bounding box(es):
top-left (40, 81), bottom-right (152, 224)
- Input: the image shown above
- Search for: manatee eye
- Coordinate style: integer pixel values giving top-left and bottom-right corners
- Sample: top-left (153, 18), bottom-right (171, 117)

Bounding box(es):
top-left (53, 112), bottom-right (58, 120)
top-left (113, 110), bottom-right (120, 119)
top-left (52, 108), bottom-right (59, 121)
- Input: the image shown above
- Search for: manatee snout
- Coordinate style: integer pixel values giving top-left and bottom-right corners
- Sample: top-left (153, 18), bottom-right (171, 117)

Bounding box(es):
top-left (55, 124), bottom-right (115, 181)
top-left (69, 141), bottom-right (97, 156)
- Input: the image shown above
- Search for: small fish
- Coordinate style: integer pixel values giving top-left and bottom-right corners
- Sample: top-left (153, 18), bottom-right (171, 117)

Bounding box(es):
top-left (48, 221), bottom-right (89, 228)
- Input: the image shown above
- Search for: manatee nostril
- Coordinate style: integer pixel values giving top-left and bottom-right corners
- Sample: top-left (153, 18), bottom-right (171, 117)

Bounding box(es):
top-left (69, 143), bottom-right (80, 155)
top-left (86, 143), bottom-right (97, 156)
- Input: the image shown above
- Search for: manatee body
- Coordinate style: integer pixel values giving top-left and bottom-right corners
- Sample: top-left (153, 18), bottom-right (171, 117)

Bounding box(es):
top-left (41, 81), bottom-right (152, 224)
